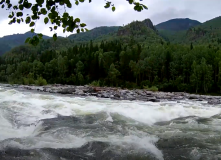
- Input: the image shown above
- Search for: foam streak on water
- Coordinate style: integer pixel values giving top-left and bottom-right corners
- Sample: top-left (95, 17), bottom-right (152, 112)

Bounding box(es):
top-left (0, 86), bottom-right (221, 160)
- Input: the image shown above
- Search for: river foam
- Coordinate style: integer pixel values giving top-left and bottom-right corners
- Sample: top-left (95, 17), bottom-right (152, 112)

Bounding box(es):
top-left (0, 86), bottom-right (221, 160)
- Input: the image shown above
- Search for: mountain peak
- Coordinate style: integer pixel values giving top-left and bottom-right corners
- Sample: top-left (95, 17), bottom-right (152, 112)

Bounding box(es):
top-left (117, 19), bottom-right (156, 36)
top-left (156, 18), bottom-right (201, 31)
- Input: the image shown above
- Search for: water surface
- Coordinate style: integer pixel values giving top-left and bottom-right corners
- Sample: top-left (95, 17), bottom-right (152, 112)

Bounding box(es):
top-left (0, 86), bottom-right (221, 160)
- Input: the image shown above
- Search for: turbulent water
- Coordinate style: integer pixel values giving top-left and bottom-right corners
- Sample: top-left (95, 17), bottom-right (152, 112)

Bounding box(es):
top-left (0, 86), bottom-right (221, 160)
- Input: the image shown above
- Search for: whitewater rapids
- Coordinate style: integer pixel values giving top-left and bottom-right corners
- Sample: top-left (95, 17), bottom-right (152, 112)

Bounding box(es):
top-left (0, 86), bottom-right (221, 160)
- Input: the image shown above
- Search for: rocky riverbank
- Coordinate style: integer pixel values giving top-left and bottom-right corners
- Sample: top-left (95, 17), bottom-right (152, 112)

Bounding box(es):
top-left (2, 84), bottom-right (221, 104)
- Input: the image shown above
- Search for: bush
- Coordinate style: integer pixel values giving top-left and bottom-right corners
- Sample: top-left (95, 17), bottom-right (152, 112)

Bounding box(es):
top-left (124, 81), bottom-right (138, 89)
top-left (23, 78), bottom-right (29, 85)
top-left (90, 80), bottom-right (100, 87)
top-left (143, 85), bottom-right (158, 92)
top-left (140, 80), bottom-right (151, 88)
top-left (23, 77), bottom-right (35, 85)
top-left (89, 80), bottom-right (100, 87)
top-left (35, 76), bottom-right (47, 86)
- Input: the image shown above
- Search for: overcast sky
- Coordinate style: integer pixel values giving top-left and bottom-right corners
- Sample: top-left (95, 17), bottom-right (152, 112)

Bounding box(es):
top-left (0, 0), bottom-right (221, 37)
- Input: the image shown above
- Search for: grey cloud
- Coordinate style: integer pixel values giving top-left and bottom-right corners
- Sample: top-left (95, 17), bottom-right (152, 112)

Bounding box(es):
top-left (150, 8), bottom-right (197, 25)
top-left (1, 0), bottom-right (221, 37)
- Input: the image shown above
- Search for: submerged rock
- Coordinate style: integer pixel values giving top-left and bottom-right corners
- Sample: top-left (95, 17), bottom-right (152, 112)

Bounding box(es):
top-left (57, 88), bottom-right (76, 94)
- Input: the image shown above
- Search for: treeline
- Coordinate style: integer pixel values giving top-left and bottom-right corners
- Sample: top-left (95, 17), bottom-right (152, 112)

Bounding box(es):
top-left (0, 40), bottom-right (221, 93)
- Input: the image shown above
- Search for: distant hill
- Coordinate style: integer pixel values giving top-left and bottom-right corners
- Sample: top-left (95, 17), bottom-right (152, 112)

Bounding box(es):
top-left (116, 19), bottom-right (163, 44)
top-left (156, 18), bottom-right (201, 31)
top-left (155, 17), bottom-right (221, 44)
top-left (118, 19), bottom-right (156, 36)
top-left (3, 18), bottom-right (164, 61)
top-left (200, 16), bottom-right (221, 28)
top-left (68, 26), bottom-right (120, 42)
top-left (185, 16), bottom-right (221, 44)
top-left (68, 19), bottom-right (162, 45)
top-left (155, 18), bottom-right (201, 44)
top-left (0, 32), bottom-right (50, 56)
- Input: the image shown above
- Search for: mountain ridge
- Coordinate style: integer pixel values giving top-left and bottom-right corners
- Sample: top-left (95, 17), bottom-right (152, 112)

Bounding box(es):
top-left (156, 18), bottom-right (202, 31)
top-left (1, 16), bottom-right (221, 56)
top-left (0, 32), bottom-right (50, 56)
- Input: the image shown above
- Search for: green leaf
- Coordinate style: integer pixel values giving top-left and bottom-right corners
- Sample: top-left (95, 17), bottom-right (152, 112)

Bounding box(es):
top-left (63, 12), bottom-right (69, 18)
top-left (18, 0), bottom-right (23, 4)
top-left (54, 26), bottom-right (57, 30)
top-left (19, 4), bottom-right (23, 10)
top-left (0, 0), bottom-right (5, 4)
top-left (13, 6), bottom-right (18, 10)
top-left (7, 3), bottom-right (12, 8)
top-left (23, 2), bottom-right (32, 9)
top-left (77, 28), bottom-right (80, 33)
top-left (8, 12), bottom-right (14, 18)
top-left (25, 37), bottom-right (30, 43)
top-left (75, 0), bottom-right (79, 5)
top-left (128, 0), bottom-right (133, 4)
top-left (66, 2), bottom-right (72, 8)
top-left (40, 8), bottom-right (47, 15)
top-left (79, 0), bottom-right (84, 2)
top-left (25, 17), bottom-right (31, 24)
top-left (75, 18), bottom-right (80, 23)
top-left (142, 4), bottom-right (148, 9)
top-left (29, 21), bottom-right (35, 27)
top-left (53, 33), bottom-right (57, 41)
top-left (104, 2), bottom-right (111, 8)
top-left (16, 12), bottom-right (23, 17)
top-left (38, 33), bottom-right (43, 39)
top-left (8, 17), bottom-right (16, 24)
top-left (36, 0), bottom-right (44, 5)
top-left (112, 6), bottom-right (115, 12)
top-left (17, 19), bottom-right (21, 23)
top-left (31, 28), bottom-right (35, 32)
top-left (59, 1), bottom-right (64, 5)
top-left (80, 23), bottom-right (86, 27)
top-left (29, 35), bottom-right (39, 46)
top-left (44, 17), bottom-right (49, 24)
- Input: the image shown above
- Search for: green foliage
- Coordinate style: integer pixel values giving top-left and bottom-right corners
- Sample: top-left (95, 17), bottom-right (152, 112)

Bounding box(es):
top-left (35, 76), bottom-right (47, 86)
top-left (158, 16), bottom-right (221, 45)
top-left (124, 81), bottom-right (138, 89)
top-left (68, 26), bottom-right (119, 42)
top-left (108, 63), bottom-right (120, 86)
top-left (89, 80), bottom-right (100, 87)
top-left (0, 0), bottom-right (147, 46)
top-left (143, 85), bottom-right (158, 92)
top-left (0, 17), bottom-right (221, 94)
top-left (23, 73), bottom-right (35, 85)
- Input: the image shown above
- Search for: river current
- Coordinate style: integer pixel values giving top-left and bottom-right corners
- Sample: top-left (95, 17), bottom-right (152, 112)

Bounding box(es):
top-left (0, 86), bottom-right (221, 160)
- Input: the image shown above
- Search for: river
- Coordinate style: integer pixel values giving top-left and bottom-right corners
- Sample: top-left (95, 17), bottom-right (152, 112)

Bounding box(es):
top-left (0, 86), bottom-right (221, 160)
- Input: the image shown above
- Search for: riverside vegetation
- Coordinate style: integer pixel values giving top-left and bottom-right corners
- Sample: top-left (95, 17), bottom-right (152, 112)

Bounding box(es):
top-left (0, 17), bottom-right (221, 94)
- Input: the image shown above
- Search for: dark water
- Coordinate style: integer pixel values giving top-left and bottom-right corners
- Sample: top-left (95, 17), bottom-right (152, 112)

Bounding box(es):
top-left (0, 86), bottom-right (221, 160)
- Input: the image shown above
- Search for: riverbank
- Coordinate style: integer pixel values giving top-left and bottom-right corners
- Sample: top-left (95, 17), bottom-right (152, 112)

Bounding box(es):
top-left (2, 84), bottom-right (221, 105)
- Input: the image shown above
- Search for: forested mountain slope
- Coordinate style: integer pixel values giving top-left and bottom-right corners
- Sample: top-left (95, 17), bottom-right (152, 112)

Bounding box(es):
top-left (1, 17), bottom-right (221, 94)
top-left (186, 16), bottom-right (221, 44)
top-left (156, 18), bottom-right (201, 31)
top-left (157, 16), bottom-right (221, 45)
top-left (0, 32), bottom-right (50, 56)
top-left (68, 26), bottom-right (120, 42)
top-left (156, 18), bottom-right (201, 43)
